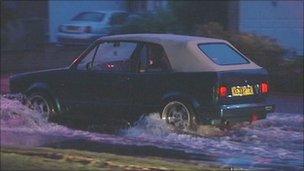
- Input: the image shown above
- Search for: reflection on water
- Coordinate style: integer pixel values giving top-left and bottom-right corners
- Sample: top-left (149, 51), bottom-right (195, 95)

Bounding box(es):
top-left (1, 95), bottom-right (303, 170)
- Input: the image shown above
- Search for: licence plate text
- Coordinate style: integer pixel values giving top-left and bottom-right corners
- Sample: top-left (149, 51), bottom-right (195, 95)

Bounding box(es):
top-left (231, 86), bottom-right (254, 96)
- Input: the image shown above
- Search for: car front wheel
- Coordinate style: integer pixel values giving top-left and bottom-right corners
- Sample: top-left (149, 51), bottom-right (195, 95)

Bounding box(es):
top-left (28, 92), bottom-right (56, 121)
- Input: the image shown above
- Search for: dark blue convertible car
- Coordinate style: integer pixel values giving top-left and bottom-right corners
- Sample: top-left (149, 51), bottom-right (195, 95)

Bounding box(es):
top-left (9, 34), bottom-right (275, 131)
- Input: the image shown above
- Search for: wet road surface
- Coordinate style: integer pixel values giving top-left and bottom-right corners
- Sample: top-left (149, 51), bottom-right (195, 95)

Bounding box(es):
top-left (1, 94), bottom-right (303, 170)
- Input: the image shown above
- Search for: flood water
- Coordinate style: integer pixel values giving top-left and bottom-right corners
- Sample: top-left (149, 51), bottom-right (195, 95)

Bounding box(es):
top-left (1, 95), bottom-right (303, 170)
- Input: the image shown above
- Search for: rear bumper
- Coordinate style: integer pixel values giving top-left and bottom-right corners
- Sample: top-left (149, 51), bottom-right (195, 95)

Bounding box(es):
top-left (197, 103), bottom-right (275, 125)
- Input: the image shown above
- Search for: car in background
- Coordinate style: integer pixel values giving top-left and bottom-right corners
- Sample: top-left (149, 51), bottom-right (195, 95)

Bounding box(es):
top-left (57, 11), bottom-right (131, 45)
top-left (10, 34), bottom-right (275, 131)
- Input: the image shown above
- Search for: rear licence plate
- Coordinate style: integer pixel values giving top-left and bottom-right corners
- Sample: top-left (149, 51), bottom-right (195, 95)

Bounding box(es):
top-left (231, 86), bottom-right (254, 96)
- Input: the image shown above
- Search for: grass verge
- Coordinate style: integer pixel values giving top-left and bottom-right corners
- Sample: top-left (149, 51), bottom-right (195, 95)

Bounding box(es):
top-left (1, 147), bottom-right (227, 170)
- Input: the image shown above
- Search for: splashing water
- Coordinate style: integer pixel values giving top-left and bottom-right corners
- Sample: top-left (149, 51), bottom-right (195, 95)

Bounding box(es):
top-left (0, 95), bottom-right (303, 170)
top-left (122, 112), bottom-right (303, 169)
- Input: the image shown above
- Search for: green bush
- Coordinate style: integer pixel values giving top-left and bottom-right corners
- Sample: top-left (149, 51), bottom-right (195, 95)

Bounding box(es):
top-left (121, 10), bottom-right (183, 34)
top-left (169, 1), bottom-right (230, 32)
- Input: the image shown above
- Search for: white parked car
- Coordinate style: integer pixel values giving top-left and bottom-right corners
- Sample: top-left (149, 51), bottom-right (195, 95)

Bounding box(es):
top-left (57, 11), bottom-right (130, 45)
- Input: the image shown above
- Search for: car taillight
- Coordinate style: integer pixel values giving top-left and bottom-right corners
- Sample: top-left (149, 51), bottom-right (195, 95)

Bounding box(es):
top-left (260, 82), bottom-right (269, 94)
top-left (218, 85), bottom-right (228, 97)
top-left (84, 26), bottom-right (91, 33)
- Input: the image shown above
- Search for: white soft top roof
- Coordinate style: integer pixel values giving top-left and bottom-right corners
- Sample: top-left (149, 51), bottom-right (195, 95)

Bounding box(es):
top-left (99, 34), bottom-right (261, 72)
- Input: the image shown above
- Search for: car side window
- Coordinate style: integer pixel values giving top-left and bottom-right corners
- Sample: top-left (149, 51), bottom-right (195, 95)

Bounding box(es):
top-left (77, 46), bottom-right (97, 70)
top-left (139, 44), bottom-right (170, 72)
top-left (109, 13), bottom-right (128, 25)
top-left (92, 41), bottom-right (137, 72)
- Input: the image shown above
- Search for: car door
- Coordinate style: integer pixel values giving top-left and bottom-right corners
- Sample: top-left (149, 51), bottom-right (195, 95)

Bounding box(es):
top-left (130, 43), bottom-right (172, 119)
top-left (88, 41), bottom-right (139, 123)
top-left (58, 44), bottom-right (100, 110)
top-left (53, 44), bottom-right (104, 126)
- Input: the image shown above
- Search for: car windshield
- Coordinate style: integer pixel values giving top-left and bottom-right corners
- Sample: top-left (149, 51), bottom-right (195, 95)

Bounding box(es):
top-left (198, 43), bottom-right (249, 65)
top-left (72, 12), bottom-right (105, 22)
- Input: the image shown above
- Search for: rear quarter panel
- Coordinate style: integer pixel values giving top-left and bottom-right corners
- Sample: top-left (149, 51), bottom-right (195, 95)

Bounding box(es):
top-left (132, 72), bottom-right (218, 112)
top-left (165, 72), bottom-right (218, 106)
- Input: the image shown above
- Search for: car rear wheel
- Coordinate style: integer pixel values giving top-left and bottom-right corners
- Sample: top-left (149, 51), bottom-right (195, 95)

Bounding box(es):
top-left (161, 101), bottom-right (197, 131)
top-left (28, 92), bottom-right (56, 121)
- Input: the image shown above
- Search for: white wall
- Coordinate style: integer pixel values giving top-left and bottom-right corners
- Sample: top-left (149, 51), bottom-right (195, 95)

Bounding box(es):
top-left (239, 0), bottom-right (303, 55)
top-left (48, 0), bottom-right (126, 42)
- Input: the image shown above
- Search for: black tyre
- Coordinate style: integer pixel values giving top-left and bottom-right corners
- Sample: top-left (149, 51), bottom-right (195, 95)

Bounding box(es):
top-left (28, 92), bottom-right (57, 121)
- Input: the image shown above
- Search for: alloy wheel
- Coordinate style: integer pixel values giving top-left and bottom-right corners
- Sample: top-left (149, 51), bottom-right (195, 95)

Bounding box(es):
top-left (162, 101), bottom-right (190, 130)
top-left (29, 94), bottom-right (51, 120)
